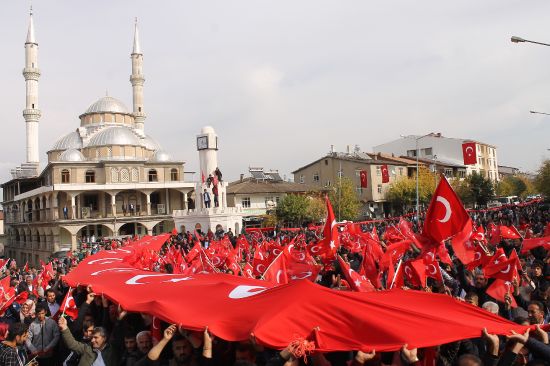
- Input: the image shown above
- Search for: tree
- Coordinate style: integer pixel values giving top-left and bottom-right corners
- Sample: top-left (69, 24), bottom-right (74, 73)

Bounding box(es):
top-left (535, 159), bottom-right (550, 198)
top-left (275, 194), bottom-right (326, 226)
top-left (275, 194), bottom-right (311, 227)
top-left (466, 171), bottom-right (495, 206)
top-left (497, 175), bottom-right (535, 198)
top-left (328, 177), bottom-right (361, 221)
top-left (386, 167), bottom-right (438, 213)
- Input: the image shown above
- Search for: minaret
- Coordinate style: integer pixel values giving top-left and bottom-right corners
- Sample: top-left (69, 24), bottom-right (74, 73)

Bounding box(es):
top-left (130, 18), bottom-right (146, 131)
top-left (23, 7), bottom-right (41, 164)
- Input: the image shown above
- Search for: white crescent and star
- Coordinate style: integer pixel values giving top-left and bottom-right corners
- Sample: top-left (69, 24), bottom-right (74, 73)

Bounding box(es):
top-left (435, 196), bottom-right (452, 223)
top-left (465, 146), bottom-right (474, 156)
top-left (125, 274), bottom-right (192, 285)
top-left (228, 285), bottom-right (267, 299)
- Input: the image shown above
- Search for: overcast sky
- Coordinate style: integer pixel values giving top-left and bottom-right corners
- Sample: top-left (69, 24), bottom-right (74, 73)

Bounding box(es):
top-left (1, 0), bottom-right (549, 185)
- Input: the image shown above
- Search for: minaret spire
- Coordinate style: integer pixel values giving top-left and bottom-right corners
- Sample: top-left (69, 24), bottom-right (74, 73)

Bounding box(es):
top-left (131, 18), bottom-right (146, 131)
top-left (23, 7), bottom-right (41, 168)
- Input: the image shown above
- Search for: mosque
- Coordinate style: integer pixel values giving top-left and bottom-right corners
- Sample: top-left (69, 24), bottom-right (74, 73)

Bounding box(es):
top-left (1, 11), bottom-right (196, 264)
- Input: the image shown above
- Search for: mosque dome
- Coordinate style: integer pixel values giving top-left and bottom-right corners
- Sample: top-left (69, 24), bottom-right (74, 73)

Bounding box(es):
top-left (142, 135), bottom-right (161, 151)
top-left (51, 131), bottom-right (83, 151)
top-left (88, 126), bottom-right (140, 147)
top-left (58, 149), bottom-right (86, 162)
top-left (84, 96), bottom-right (129, 115)
top-left (148, 150), bottom-right (173, 162)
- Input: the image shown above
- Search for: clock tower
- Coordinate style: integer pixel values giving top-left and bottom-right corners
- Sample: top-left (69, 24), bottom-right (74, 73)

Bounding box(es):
top-left (197, 126), bottom-right (219, 184)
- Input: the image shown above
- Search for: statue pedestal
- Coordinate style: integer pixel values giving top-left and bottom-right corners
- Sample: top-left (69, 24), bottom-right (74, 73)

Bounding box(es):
top-left (172, 206), bottom-right (244, 235)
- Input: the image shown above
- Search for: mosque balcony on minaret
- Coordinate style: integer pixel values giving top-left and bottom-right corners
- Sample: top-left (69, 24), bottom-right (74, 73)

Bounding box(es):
top-left (23, 108), bottom-right (41, 120)
top-left (22, 67), bottom-right (41, 80)
top-left (130, 75), bottom-right (145, 85)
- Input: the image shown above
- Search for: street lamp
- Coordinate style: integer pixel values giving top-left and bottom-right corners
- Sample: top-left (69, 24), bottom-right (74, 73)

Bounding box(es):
top-left (400, 133), bottom-right (433, 223)
top-left (511, 36), bottom-right (550, 47)
top-left (530, 110), bottom-right (550, 116)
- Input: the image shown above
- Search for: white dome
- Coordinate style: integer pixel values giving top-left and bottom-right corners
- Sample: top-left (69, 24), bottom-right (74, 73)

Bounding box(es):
top-left (59, 149), bottom-right (86, 162)
top-left (88, 127), bottom-right (140, 147)
top-left (51, 131), bottom-right (83, 151)
top-left (142, 135), bottom-right (161, 151)
top-left (149, 150), bottom-right (173, 162)
top-left (84, 96), bottom-right (129, 114)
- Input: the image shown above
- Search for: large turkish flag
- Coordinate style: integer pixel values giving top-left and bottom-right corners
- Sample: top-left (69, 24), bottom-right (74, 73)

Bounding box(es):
top-left (462, 142), bottom-right (477, 165)
top-left (424, 176), bottom-right (470, 243)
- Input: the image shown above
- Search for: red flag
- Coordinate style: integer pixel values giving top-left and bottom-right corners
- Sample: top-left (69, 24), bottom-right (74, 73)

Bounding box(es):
top-left (499, 226), bottom-right (521, 240)
top-left (486, 280), bottom-right (517, 308)
top-left (424, 176), bottom-right (470, 243)
top-left (185, 242), bottom-right (202, 263)
top-left (64, 235), bottom-right (539, 353)
top-left (380, 240), bottom-right (411, 270)
top-left (286, 260), bottom-right (321, 282)
top-left (488, 223), bottom-right (500, 245)
top-left (316, 197), bottom-right (340, 257)
top-left (263, 254), bottom-right (288, 285)
top-left (450, 219), bottom-right (477, 264)
top-left (461, 142), bottom-right (477, 165)
top-left (381, 165), bottom-right (390, 183)
top-left (359, 170), bottom-right (368, 188)
top-left (361, 250), bottom-right (381, 289)
top-left (58, 290), bottom-right (79, 320)
top-left (483, 255), bottom-right (517, 282)
top-left (171, 228), bottom-right (178, 236)
top-left (337, 256), bottom-right (375, 292)
top-left (151, 316), bottom-right (162, 344)
top-left (520, 236), bottom-right (550, 253)
top-left (242, 263), bottom-right (255, 279)
top-left (23, 262), bottom-right (29, 273)
top-left (201, 171), bottom-right (205, 183)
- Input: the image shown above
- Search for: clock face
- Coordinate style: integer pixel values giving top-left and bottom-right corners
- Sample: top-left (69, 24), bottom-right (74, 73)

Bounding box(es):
top-left (197, 136), bottom-right (208, 150)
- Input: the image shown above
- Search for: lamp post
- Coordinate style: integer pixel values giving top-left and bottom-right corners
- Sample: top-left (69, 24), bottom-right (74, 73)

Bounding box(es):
top-left (530, 110), bottom-right (550, 116)
top-left (511, 36), bottom-right (550, 47)
top-left (400, 133), bottom-right (433, 223)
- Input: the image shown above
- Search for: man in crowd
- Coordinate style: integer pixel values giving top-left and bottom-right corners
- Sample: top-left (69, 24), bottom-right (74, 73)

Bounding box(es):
top-left (25, 304), bottom-right (59, 366)
top-left (0, 323), bottom-right (32, 365)
top-left (44, 289), bottom-right (59, 317)
top-left (58, 315), bottom-right (120, 365)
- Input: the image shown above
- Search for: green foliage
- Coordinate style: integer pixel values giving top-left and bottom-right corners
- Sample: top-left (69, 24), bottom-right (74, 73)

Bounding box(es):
top-left (275, 194), bottom-right (326, 226)
top-left (497, 175), bottom-right (536, 198)
top-left (328, 177), bottom-right (361, 221)
top-left (466, 171), bottom-right (495, 206)
top-left (386, 167), bottom-right (438, 212)
top-left (535, 159), bottom-right (550, 198)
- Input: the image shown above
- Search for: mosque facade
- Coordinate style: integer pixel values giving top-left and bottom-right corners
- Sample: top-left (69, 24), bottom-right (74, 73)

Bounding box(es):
top-left (1, 12), bottom-right (195, 264)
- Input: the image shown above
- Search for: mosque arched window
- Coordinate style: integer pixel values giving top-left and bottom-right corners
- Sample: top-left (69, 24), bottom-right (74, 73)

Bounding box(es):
top-left (170, 168), bottom-right (178, 181)
top-left (85, 170), bottom-right (96, 183)
top-left (148, 169), bottom-right (158, 182)
top-left (61, 169), bottom-right (70, 183)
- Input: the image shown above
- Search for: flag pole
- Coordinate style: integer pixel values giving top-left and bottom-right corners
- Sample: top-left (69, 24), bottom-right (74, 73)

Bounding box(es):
top-left (390, 258), bottom-right (403, 289)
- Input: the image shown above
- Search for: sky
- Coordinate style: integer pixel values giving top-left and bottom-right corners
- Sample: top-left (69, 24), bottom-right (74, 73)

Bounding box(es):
top-left (1, 0), bottom-right (549, 185)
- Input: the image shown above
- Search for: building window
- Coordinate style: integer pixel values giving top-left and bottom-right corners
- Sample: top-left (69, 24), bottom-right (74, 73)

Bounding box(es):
top-left (275, 196), bottom-right (280, 204)
top-left (356, 187), bottom-right (363, 194)
top-left (61, 169), bottom-right (70, 183)
top-left (148, 169), bottom-right (158, 182)
top-left (444, 168), bottom-right (453, 177)
top-left (422, 147), bottom-right (433, 156)
top-left (355, 170), bottom-right (361, 177)
top-left (458, 170), bottom-right (466, 178)
top-left (337, 170), bottom-right (344, 178)
top-left (399, 167), bottom-right (404, 176)
top-left (170, 168), bottom-right (178, 181)
top-left (241, 197), bottom-right (251, 208)
top-left (107, 147), bottom-right (112, 158)
top-left (131, 168), bottom-right (139, 182)
top-left (299, 175), bottom-right (304, 184)
top-left (313, 173), bottom-right (320, 182)
top-left (377, 184), bottom-right (382, 194)
top-left (120, 168), bottom-right (130, 182)
top-left (324, 159), bottom-right (328, 165)
top-left (325, 180), bottom-right (331, 187)
top-left (85, 170), bottom-right (95, 183)
top-left (376, 166), bottom-right (381, 176)
top-left (407, 149), bottom-right (417, 157)
top-left (111, 168), bottom-right (119, 183)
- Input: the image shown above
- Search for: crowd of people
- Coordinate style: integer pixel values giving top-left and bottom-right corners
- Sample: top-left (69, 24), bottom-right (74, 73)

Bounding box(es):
top-left (0, 198), bottom-right (549, 366)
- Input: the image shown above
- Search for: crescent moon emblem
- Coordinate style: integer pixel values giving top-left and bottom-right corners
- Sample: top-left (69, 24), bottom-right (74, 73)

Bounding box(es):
top-left (91, 268), bottom-right (134, 276)
top-left (211, 257), bottom-right (221, 266)
top-left (427, 264), bottom-right (437, 275)
top-left (436, 196), bottom-right (452, 223)
top-left (465, 146), bottom-right (474, 155)
top-left (296, 253), bottom-right (305, 261)
top-left (500, 264), bottom-right (511, 274)
top-left (228, 285), bottom-right (268, 299)
top-left (152, 317), bottom-right (160, 329)
top-left (474, 252), bottom-right (481, 261)
top-left (125, 274), bottom-right (191, 285)
top-left (256, 264), bottom-right (266, 273)
top-left (404, 266), bottom-right (412, 278)
top-left (87, 257), bottom-right (123, 265)
top-left (310, 245), bottom-right (321, 253)
top-left (272, 249), bottom-right (281, 256)
top-left (276, 270), bottom-right (283, 284)
top-left (291, 271), bottom-right (312, 280)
